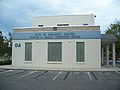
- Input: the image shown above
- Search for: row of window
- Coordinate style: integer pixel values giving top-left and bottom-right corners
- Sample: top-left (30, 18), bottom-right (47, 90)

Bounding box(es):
top-left (25, 42), bottom-right (84, 62)
top-left (38, 23), bottom-right (89, 27)
top-left (38, 24), bottom-right (69, 27)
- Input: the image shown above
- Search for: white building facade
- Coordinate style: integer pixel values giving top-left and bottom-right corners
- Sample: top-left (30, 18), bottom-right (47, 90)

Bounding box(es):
top-left (12, 14), bottom-right (101, 70)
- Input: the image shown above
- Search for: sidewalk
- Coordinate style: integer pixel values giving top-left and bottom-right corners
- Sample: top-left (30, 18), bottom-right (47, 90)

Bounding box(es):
top-left (0, 65), bottom-right (120, 71)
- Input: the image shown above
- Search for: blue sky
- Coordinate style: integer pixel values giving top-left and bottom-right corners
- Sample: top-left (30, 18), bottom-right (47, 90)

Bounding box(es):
top-left (0, 0), bottom-right (120, 36)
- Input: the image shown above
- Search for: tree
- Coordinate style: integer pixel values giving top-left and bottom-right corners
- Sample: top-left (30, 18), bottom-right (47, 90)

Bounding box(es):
top-left (0, 31), bottom-right (4, 56)
top-left (105, 20), bottom-right (120, 58)
top-left (7, 32), bottom-right (12, 56)
top-left (0, 31), bottom-right (4, 46)
top-left (0, 31), bottom-right (12, 60)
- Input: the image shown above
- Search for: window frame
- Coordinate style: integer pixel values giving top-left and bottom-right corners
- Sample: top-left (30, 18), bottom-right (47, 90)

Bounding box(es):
top-left (76, 42), bottom-right (85, 63)
top-left (47, 42), bottom-right (62, 62)
top-left (25, 42), bottom-right (32, 62)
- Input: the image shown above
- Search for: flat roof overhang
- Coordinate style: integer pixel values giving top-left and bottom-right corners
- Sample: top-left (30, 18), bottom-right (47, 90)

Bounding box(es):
top-left (13, 26), bottom-right (100, 32)
top-left (101, 34), bottom-right (117, 46)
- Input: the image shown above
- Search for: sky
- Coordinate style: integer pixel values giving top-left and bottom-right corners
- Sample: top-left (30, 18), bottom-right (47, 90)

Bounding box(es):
top-left (0, 0), bottom-right (120, 36)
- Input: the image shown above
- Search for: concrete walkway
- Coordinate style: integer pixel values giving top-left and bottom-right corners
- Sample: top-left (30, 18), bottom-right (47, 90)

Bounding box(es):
top-left (0, 65), bottom-right (120, 71)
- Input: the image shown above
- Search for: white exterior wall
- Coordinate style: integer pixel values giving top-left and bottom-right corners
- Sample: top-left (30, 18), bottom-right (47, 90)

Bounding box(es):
top-left (12, 39), bottom-right (101, 70)
top-left (32, 14), bottom-right (95, 27)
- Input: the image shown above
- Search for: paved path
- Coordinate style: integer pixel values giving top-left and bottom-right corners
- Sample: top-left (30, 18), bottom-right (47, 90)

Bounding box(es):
top-left (0, 65), bottom-right (120, 71)
top-left (0, 69), bottom-right (120, 90)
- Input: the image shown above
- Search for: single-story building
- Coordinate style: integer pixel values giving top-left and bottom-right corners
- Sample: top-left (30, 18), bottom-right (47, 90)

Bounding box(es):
top-left (12, 14), bottom-right (117, 70)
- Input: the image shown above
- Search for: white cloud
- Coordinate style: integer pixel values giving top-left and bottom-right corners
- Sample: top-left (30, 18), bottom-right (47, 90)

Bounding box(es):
top-left (43, 0), bottom-right (64, 5)
top-left (0, 0), bottom-right (120, 34)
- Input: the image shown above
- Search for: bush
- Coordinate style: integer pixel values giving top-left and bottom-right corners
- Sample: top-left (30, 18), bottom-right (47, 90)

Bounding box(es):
top-left (0, 60), bottom-right (12, 65)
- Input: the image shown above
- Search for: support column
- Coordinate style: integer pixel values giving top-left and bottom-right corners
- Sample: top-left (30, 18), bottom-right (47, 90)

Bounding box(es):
top-left (112, 42), bottom-right (116, 67)
top-left (101, 47), bottom-right (104, 65)
top-left (106, 45), bottom-right (109, 65)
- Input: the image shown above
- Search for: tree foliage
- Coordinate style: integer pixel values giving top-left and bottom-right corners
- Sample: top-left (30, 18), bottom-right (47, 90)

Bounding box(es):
top-left (0, 31), bottom-right (12, 58)
top-left (105, 20), bottom-right (120, 56)
top-left (0, 31), bottom-right (4, 46)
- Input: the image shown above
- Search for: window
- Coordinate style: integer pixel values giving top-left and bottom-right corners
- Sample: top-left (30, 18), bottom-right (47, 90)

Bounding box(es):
top-left (83, 23), bottom-right (88, 25)
top-left (25, 42), bottom-right (32, 61)
top-left (57, 24), bottom-right (69, 26)
top-left (48, 42), bottom-right (62, 61)
top-left (38, 25), bottom-right (43, 27)
top-left (76, 42), bottom-right (84, 62)
top-left (53, 27), bottom-right (57, 31)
